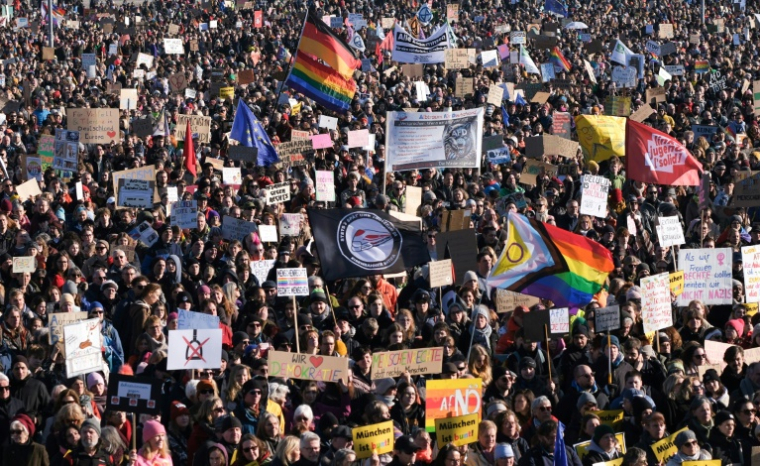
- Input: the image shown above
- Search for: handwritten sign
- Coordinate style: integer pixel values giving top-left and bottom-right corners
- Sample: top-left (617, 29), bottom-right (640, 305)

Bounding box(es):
top-left (596, 409), bottom-right (625, 430)
top-left (429, 260), bottom-right (454, 288)
top-left (50, 312), bottom-right (89, 348)
top-left (347, 129), bottom-right (369, 148)
top-left (495, 289), bottom-right (541, 313)
top-left (68, 108), bottom-right (120, 144)
top-left (177, 309), bottom-right (219, 330)
top-left (595, 305), bottom-right (621, 332)
top-left (167, 329), bottom-right (223, 370)
top-left (371, 347), bottom-right (444, 379)
top-left (111, 165), bottom-right (157, 205)
top-left (580, 175), bottom-right (611, 218)
top-left (743, 245), bottom-right (760, 303)
top-left (175, 114), bottom-right (212, 143)
top-left (354, 421), bottom-right (394, 459)
top-left (641, 273), bottom-right (673, 333)
top-left (12, 256), bottom-right (36, 273)
top-left (222, 215), bottom-right (258, 241)
top-left (677, 248), bottom-right (733, 306)
top-left (265, 182), bottom-right (291, 205)
top-left (268, 350), bottom-right (349, 382)
top-left (64, 318), bottom-right (103, 377)
top-left (670, 271), bottom-right (685, 296)
top-left (549, 308), bottom-right (570, 334)
top-left (276, 268), bottom-right (308, 297)
top-left (435, 414), bottom-right (479, 447)
top-left (425, 378), bottom-right (482, 432)
top-left (315, 170), bottom-right (335, 202)
top-left (656, 216), bottom-right (685, 247)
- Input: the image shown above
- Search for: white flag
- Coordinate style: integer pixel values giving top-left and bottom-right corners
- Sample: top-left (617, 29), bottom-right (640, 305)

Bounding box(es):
top-left (611, 39), bottom-right (634, 65)
top-left (519, 46), bottom-right (540, 75)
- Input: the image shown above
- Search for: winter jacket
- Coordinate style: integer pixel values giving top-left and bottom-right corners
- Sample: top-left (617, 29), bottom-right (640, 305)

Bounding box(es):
top-left (2, 440), bottom-right (49, 466)
top-left (581, 441), bottom-right (622, 466)
top-left (517, 445), bottom-right (583, 466)
top-left (665, 450), bottom-right (712, 466)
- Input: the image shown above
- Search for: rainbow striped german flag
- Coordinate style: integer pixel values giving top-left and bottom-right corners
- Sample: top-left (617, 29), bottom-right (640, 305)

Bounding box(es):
top-left (286, 52), bottom-right (357, 113)
top-left (298, 12), bottom-right (361, 80)
top-left (550, 46), bottom-right (571, 72)
top-left (488, 212), bottom-right (614, 308)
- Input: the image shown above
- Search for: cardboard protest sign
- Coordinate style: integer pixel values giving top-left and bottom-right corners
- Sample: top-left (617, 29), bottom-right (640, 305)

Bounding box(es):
top-left (596, 410), bottom-right (625, 430)
top-left (68, 108), bottom-right (120, 144)
top-left (630, 104), bottom-right (655, 123)
top-left (595, 305), bottom-right (621, 332)
top-left (425, 378), bottom-right (482, 432)
top-left (733, 172), bottom-right (760, 207)
top-left (177, 309), bottom-right (219, 330)
top-left (435, 414), bottom-right (479, 447)
top-left (494, 289), bottom-right (541, 313)
top-left (525, 135), bottom-right (578, 159)
top-left (429, 260), bottom-right (454, 288)
top-left (677, 248), bottom-right (733, 306)
top-left (106, 374), bottom-right (162, 414)
top-left (171, 201), bottom-right (198, 229)
top-left (656, 216), bottom-right (685, 247)
top-left (646, 87), bottom-right (667, 104)
top-left (64, 318), bottom-right (104, 377)
top-left (117, 179), bottom-right (155, 208)
top-left (268, 350), bottom-right (350, 382)
top-left (265, 182), bottom-right (291, 205)
top-left (276, 268), bottom-right (309, 296)
top-left (16, 179), bottom-right (42, 202)
top-left (175, 114), bottom-right (212, 143)
top-left (405, 186), bottom-right (422, 216)
top-left (354, 421), bottom-right (394, 459)
top-left (12, 256), bottom-right (36, 273)
top-left (49, 312), bottom-right (89, 348)
top-left (437, 229), bottom-right (479, 285)
top-left (111, 165), bottom-right (158, 205)
top-left (445, 49), bottom-right (470, 69)
top-left (641, 273), bottom-right (673, 333)
top-left (521, 159), bottom-right (558, 185)
top-left (371, 347), bottom-right (443, 379)
top-left (580, 175), bottom-right (611, 218)
top-left (167, 329), bottom-right (223, 370)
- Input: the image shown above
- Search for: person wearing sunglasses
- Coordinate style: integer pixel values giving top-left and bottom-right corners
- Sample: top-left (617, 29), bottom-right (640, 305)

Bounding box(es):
top-left (233, 379), bottom-right (265, 435)
top-left (667, 429), bottom-right (712, 466)
top-left (520, 396), bottom-right (557, 446)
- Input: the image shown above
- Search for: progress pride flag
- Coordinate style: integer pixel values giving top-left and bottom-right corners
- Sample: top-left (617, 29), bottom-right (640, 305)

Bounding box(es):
top-left (626, 119), bottom-right (702, 186)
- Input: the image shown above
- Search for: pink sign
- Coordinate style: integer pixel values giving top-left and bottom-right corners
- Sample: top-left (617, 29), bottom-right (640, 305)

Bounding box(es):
top-left (347, 129), bottom-right (369, 148)
top-left (311, 133), bottom-right (334, 150)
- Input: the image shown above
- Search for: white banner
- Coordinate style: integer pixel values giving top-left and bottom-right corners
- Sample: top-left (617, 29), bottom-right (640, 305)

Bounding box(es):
top-left (580, 175), bottom-right (610, 218)
top-left (167, 329), bottom-right (223, 370)
top-left (163, 38), bottom-right (185, 54)
top-left (387, 108), bottom-right (484, 171)
top-left (641, 273), bottom-right (673, 333)
top-left (656, 216), bottom-right (685, 247)
top-left (392, 23), bottom-right (451, 64)
top-left (678, 248), bottom-right (733, 306)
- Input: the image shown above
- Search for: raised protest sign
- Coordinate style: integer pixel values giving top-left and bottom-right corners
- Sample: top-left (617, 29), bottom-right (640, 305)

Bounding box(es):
top-left (171, 201), bottom-right (198, 229)
top-left (117, 179), bottom-right (154, 208)
top-left (265, 182), bottom-right (291, 204)
top-left (641, 273), bottom-right (673, 333)
top-left (228, 146), bottom-right (257, 163)
top-left (12, 256), bottom-right (36, 273)
top-left (49, 311), bottom-right (88, 348)
top-left (112, 165), bottom-right (158, 205)
top-left (435, 414), bottom-right (479, 447)
top-left (520, 159), bottom-right (558, 185)
top-left (276, 268), bottom-right (309, 296)
top-left (222, 215), bottom-right (258, 241)
top-left (250, 260), bottom-right (275, 285)
top-left (163, 38), bottom-right (184, 54)
top-left (167, 329), bottom-right (223, 370)
top-left (315, 170), bottom-right (335, 202)
top-left (495, 289), bottom-right (541, 313)
top-left (596, 410), bottom-right (625, 430)
top-left (678, 248), bottom-right (733, 306)
top-left (177, 309), bottom-right (219, 330)
top-left (595, 305), bottom-right (621, 332)
top-left (64, 318), bottom-right (104, 377)
top-left (16, 179), bottom-right (42, 202)
top-left (268, 350), bottom-right (350, 382)
top-left (670, 271), bottom-right (685, 296)
top-left (552, 112), bottom-right (572, 139)
top-left (549, 308), bottom-right (570, 335)
top-left (733, 172), bottom-right (760, 207)
top-left (743, 245), bottom-right (760, 303)
top-left (429, 259), bottom-right (454, 288)
top-left (354, 421), bottom-right (394, 459)
top-left (175, 114), bottom-right (212, 143)
top-left (405, 186), bottom-right (422, 216)
top-left (425, 378), bottom-right (482, 432)
top-left (259, 225), bottom-right (278, 243)
top-left (437, 230), bottom-right (479, 286)
top-left (67, 108), bottom-right (120, 144)
top-left (574, 433), bottom-right (626, 460)
top-left (656, 216), bottom-right (685, 247)
top-left (280, 213), bottom-right (302, 236)
top-left (371, 347), bottom-right (443, 379)
top-left (580, 175), bottom-right (611, 218)
top-left (650, 428), bottom-right (688, 463)
top-left (106, 374), bottom-right (162, 414)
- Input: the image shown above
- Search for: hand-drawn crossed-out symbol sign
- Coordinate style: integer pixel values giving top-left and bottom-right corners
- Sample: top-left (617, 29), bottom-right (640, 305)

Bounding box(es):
top-left (183, 330), bottom-right (209, 365)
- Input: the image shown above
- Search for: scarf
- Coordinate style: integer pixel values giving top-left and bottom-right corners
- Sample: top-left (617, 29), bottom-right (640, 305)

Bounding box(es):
top-left (571, 380), bottom-right (599, 394)
top-left (471, 322), bottom-right (493, 350)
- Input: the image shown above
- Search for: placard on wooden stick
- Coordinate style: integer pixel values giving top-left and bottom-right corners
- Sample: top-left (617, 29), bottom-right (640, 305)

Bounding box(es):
top-left (429, 259), bottom-right (454, 288)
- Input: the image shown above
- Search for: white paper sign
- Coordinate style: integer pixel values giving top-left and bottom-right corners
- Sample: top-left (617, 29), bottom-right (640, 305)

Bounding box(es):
top-left (742, 245), bottom-right (760, 303)
top-left (580, 175), bottom-right (611, 218)
top-left (319, 115), bottom-right (338, 130)
top-left (316, 170), bottom-right (335, 202)
top-left (595, 305), bottom-right (621, 332)
top-left (171, 201), bottom-right (198, 229)
top-left (167, 329), bottom-right (223, 370)
top-left (222, 167), bottom-right (242, 185)
top-left (259, 225), bottom-right (278, 243)
top-left (549, 308), bottom-right (570, 334)
top-left (64, 318), bottom-right (104, 378)
top-left (656, 216), bottom-right (685, 247)
top-left (280, 213), bottom-right (302, 236)
top-left (12, 256), bottom-right (36, 273)
top-left (250, 259), bottom-right (275, 285)
top-left (277, 268), bottom-right (309, 297)
top-left (177, 309), bottom-right (220, 330)
top-left (163, 38), bottom-right (184, 54)
top-left (678, 248), bottom-right (733, 306)
top-left (641, 273), bottom-right (673, 333)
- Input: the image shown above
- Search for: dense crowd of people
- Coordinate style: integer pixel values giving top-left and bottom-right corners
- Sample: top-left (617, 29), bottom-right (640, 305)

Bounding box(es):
top-left (2, 0), bottom-right (760, 465)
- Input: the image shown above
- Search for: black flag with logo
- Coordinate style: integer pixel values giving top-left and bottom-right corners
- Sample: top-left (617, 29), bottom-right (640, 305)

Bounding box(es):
top-left (307, 208), bottom-right (431, 281)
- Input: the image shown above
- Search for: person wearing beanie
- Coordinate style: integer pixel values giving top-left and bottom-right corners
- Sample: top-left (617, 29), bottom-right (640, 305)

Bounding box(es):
top-left (234, 379), bottom-right (264, 435)
top-left (667, 430), bottom-right (711, 466)
top-left (724, 318), bottom-right (745, 345)
top-left (215, 414), bottom-right (243, 460)
top-left (708, 410), bottom-right (743, 466)
top-left (457, 304), bottom-right (496, 355)
top-left (557, 321), bottom-right (594, 391)
top-left (4, 413), bottom-right (47, 465)
top-left (134, 419), bottom-right (171, 466)
top-left (9, 355), bottom-right (50, 429)
top-left (484, 365), bottom-right (514, 405)
top-left (168, 401), bottom-right (192, 466)
top-left (556, 364), bottom-right (609, 429)
top-left (592, 333), bottom-right (634, 397)
top-left (583, 424), bottom-right (622, 466)
top-left (63, 418), bottom-right (114, 465)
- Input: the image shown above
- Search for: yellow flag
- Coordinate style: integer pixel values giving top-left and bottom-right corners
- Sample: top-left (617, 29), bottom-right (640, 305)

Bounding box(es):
top-left (575, 115), bottom-right (626, 162)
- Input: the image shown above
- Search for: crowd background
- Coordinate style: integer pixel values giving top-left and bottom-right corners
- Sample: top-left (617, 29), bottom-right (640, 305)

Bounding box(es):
top-left (2, 0), bottom-right (760, 466)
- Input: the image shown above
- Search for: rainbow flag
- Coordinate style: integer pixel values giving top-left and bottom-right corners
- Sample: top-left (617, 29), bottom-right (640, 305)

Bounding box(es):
top-left (695, 60), bottom-right (710, 73)
top-left (286, 52), bottom-right (356, 113)
top-left (488, 212), bottom-right (614, 308)
top-left (550, 46), bottom-right (571, 72)
top-left (299, 11), bottom-right (361, 80)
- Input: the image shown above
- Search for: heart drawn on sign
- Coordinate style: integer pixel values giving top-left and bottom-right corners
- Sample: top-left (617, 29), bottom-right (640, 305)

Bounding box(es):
top-left (107, 131), bottom-right (116, 138)
top-left (309, 356), bottom-right (324, 368)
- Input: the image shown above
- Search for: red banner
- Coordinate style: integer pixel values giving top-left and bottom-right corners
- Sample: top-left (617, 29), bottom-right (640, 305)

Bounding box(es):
top-left (625, 119), bottom-right (702, 186)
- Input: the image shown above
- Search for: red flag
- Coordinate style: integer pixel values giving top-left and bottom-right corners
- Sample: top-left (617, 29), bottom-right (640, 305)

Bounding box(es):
top-left (254, 11), bottom-right (263, 28)
top-left (625, 119), bottom-right (702, 186)
top-left (376, 31), bottom-right (394, 65)
top-left (184, 120), bottom-right (197, 177)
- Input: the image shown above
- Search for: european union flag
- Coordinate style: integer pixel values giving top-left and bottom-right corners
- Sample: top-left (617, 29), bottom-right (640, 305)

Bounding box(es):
top-left (230, 100), bottom-right (279, 166)
top-left (545, 0), bottom-right (568, 17)
top-left (515, 93), bottom-right (527, 106)
top-left (554, 421), bottom-right (568, 466)
top-left (501, 106), bottom-right (510, 126)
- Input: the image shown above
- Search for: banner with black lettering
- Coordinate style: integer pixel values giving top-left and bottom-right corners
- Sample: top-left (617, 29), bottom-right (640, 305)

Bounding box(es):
top-left (392, 23), bottom-right (451, 64)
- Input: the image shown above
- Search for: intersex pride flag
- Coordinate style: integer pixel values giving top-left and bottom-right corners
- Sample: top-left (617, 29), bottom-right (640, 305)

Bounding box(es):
top-left (626, 119), bottom-right (702, 186)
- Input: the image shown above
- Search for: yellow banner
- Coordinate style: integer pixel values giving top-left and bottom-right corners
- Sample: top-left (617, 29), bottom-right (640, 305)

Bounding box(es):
top-left (435, 414), bottom-right (479, 447)
top-left (575, 433), bottom-right (626, 460)
top-left (670, 271), bottom-right (685, 296)
top-left (652, 428), bottom-right (687, 463)
top-left (575, 115), bottom-right (626, 162)
top-left (353, 421), bottom-right (394, 459)
top-left (683, 461), bottom-right (721, 466)
top-left (596, 410), bottom-right (625, 431)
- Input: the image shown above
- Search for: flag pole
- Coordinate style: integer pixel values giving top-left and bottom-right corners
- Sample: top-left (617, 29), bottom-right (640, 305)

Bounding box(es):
top-left (274, 8), bottom-right (310, 110)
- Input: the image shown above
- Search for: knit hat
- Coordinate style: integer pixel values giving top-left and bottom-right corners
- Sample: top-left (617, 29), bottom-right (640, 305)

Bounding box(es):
top-left (592, 424), bottom-right (615, 444)
top-left (631, 395), bottom-right (656, 412)
top-left (726, 318), bottom-right (745, 336)
top-left (714, 411), bottom-right (734, 427)
top-left (12, 413), bottom-right (35, 438)
top-left (171, 401), bottom-right (190, 421)
top-left (493, 366), bottom-right (508, 381)
top-left (495, 443), bottom-right (514, 459)
top-left (667, 360), bottom-right (685, 374)
top-left (576, 392), bottom-right (598, 410)
top-left (374, 378), bottom-right (397, 395)
top-left (463, 270), bottom-right (479, 283)
top-left (473, 305), bottom-right (490, 322)
top-left (606, 335), bottom-right (621, 349)
top-left (232, 331), bottom-right (250, 347)
top-left (221, 415), bottom-right (243, 433)
top-left (81, 418), bottom-right (101, 437)
top-left (142, 419), bottom-right (166, 443)
top-left (12, 355), bottom-right (28, 368)
top-left (86, 372), bottom-right (104, 389)
top-left (310, 288), bottom-right (328, 304)
top-left (519, 357), bottom-right (537, 369)
top-left (674, 430), bottom-right (697, 448)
